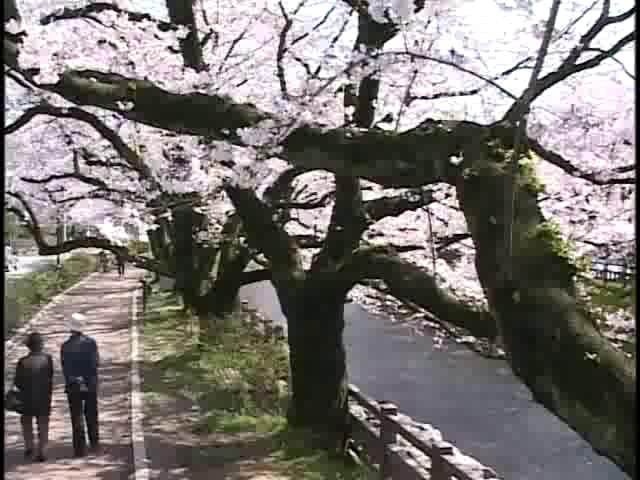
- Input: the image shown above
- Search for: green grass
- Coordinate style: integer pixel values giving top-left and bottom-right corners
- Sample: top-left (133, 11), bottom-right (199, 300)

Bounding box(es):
top-left (141, 290), bottom-right (369, 480)
top-left (583, 278), bottom-right (634, 312)
top-left (4, 253), bottom-right (97, 338)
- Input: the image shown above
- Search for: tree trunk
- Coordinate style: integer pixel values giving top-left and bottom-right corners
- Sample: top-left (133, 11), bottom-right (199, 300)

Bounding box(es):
top-left (281, 283), bottom-right (349, 450)
top-left (456, 148), bottom-right (635, 477)
top-left (165, 0), bottom-right (205, 71)
top-left (195, 246), bottom-right (249, 323)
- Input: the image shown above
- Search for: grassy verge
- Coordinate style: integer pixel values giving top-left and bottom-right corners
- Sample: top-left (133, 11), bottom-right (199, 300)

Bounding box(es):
top-left (141, 290), bottom-right (368, 480)
top-left (579, 277), bottom-right (635, 356)
top-left (4, 254), bottom-right (97, 339)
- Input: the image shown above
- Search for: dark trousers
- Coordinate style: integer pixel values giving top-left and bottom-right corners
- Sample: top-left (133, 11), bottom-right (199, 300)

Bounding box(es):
top-left (21, 415), bottom-right (50, 456)
top-left (117, 262), bottom-right (125, 276)
top-left (67, 391), bottom-right (99, 454)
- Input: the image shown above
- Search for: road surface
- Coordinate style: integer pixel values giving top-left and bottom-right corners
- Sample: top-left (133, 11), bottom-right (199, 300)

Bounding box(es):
top-left (240, 281), bottom-right (628, 480)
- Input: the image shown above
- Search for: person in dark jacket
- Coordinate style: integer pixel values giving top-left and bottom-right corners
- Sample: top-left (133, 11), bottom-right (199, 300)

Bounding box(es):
top-left (60, 313), bottom-right (100, 457)
top-left (13, 332), bottom-right (53, 462)
top-left (116, 253), bottom-right (125, 277)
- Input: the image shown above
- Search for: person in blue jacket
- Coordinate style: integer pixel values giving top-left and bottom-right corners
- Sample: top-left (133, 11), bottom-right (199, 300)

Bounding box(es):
top-left (60, 313), bottom-right (100, 457)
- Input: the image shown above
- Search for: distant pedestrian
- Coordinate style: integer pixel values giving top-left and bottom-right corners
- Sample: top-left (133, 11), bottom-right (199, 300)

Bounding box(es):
top-left (12, 332), bottom-right (54, 462)
top-left (61, 313), bottom-right (101, 457)
top-left (98, 250), bottom-right (108, 273)
top-left (116, 254), bottom-right (125, 277)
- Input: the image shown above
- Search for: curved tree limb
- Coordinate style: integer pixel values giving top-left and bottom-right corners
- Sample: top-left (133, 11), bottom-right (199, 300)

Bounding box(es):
top-left (6, 36), bottom-right (629, 187)
top-left (225, 184), bottom-right (305, 286)
top-left (40, 2), bottom-right (176, 31)
top-left (6, 191), bottom-right (168, 275)
top-left (5, 103), bottom-right (153, 179)
top-left (528, 137), bottom-right (635, 185)
top-left (344, 246), bottom-right (496, 339)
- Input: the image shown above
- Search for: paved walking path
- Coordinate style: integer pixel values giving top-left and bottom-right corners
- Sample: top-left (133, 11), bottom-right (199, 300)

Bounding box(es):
top-left (4, 270), bottom-right (141, 480)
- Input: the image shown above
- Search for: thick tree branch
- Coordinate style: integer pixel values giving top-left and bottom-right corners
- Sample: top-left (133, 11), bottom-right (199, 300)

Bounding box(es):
top-left (6, 190), bottom-right (167, 274)
top-left (225, 184), bottom-right (305, 285)
top-left (528, 137), bottom-right (635, 185)
top-left (346, 247), bottom-right (496, 338)
top-left (4, 52), bottom-right (480, 187)
top-left (166, 0), bottom-right (206, 71)
top-left (364, 189), bottom-right (434, 223)
top-left (4, 0), bottom-right (20, 23)
top-left (240, 268), bottom-right (273, 285)
top-left (40, 2), bottom-right (176, 32)
top-left (5, 37), bottom-right (630, 189)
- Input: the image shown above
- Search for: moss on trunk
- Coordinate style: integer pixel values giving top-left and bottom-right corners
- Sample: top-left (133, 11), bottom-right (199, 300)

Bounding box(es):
top-left (457, 146), bottom-right (636, 477)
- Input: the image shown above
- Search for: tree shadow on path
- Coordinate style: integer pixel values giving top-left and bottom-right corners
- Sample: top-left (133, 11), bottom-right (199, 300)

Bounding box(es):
top-left (4, 272), bottom-right (141, 480)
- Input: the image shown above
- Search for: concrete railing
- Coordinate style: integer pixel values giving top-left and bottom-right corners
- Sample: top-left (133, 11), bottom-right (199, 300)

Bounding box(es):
top-left (347, 385), bottom-right (501, 480)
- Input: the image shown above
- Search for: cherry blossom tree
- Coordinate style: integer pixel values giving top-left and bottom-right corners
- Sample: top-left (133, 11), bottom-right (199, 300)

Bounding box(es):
top-left (4, 0), bottom-right (635, 472)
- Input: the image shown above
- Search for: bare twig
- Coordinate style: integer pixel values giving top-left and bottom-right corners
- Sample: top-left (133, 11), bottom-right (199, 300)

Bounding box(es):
top-left (383, 50), bottom-right (519, 100)
top-left (218, 16), bottom-right (259, 73)
top-left (503, 2), bottom-right (636, 118)
top-left (528, 138), bottom-right (635, 185)
top-left (407, 56), bottom-right (533, 105)
top-left (290, 5), bottom-right (336, 45)
top-left (276, 1), bottom-right (294, 99)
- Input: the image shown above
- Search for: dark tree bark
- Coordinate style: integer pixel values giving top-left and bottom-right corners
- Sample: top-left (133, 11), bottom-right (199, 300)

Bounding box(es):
top-left (4, 4), bottom-right (635, 473)
top-left (165, 0), bottom-right (205, 71)
top-left (4, 0), bottom-right (20, 23)
top-left (224, 8), bottom-right (422, 447)
top-left (455, 146), bottom-right (636, 476)
top-left (195, 214), bottom-right (251, 327)
top-left (146, 195), bottom-right (247, 331)
top-left (284, 281), bottom-right (350, 442)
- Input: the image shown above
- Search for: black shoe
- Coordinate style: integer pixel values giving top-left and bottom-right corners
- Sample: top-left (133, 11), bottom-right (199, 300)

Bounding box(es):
top-left (35, 454), bottom-right (46, 462)
top-left (24, 449), bottom-right (33, 459)
top-left (74, 450), bottom-right (87, 458)
top-left (89, 444), bottom-right (102, 455)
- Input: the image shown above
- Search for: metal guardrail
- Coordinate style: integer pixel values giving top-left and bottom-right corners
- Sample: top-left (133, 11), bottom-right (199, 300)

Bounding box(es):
top-left (347, 385), bottom-right (501, 480)
top-left (589, 262), bottom-right (635, 284)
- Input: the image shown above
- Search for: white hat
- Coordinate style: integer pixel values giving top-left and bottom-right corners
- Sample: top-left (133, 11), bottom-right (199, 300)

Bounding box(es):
top-left (69, 313), bottom-right (86, 332)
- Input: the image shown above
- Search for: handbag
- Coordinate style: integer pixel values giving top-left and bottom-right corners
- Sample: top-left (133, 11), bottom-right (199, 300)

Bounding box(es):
top-left (5, 386), bottom-right (24, 414)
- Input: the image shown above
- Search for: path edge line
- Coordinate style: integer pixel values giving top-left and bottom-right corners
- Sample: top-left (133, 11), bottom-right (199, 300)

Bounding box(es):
top-left (131, 288), bottom-right (150, 480)
top-left (5, 271), bottom-right (100, 355)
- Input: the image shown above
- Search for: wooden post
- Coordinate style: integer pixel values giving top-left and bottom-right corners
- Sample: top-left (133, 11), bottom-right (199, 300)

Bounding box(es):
top-left (430, 444), bottom-right (454, 480)
top-left (379, 402), bottom-right (398, 480)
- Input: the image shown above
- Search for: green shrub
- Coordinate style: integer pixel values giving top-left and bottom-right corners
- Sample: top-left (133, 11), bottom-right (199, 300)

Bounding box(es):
top-left (4, 253), bottom-right (97, 339)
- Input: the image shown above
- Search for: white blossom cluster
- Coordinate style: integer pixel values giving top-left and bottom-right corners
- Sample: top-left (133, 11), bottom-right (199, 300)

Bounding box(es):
top-left (5, 0), bottom-right (635, 342)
